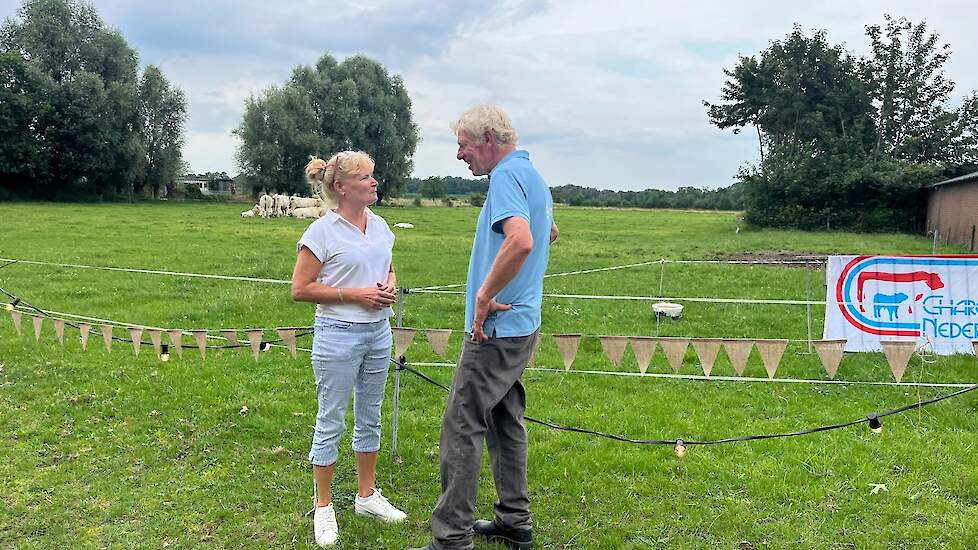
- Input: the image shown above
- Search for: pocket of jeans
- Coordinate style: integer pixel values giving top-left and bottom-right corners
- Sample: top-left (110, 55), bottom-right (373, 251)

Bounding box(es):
top-left (318, 319), bottom-right (353, 331)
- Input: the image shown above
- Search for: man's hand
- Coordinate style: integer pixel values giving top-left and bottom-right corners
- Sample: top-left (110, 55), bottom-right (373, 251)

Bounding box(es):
top-left (471, 293), bottom-right (512, 343)
top-left (549, 223), bottom-right (559, 243)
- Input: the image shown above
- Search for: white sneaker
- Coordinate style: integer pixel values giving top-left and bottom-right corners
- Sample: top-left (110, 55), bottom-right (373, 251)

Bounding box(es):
top-left (313, 504), bottom-right (338, 546)
top-left (354, 488), bottom-right (407, 523)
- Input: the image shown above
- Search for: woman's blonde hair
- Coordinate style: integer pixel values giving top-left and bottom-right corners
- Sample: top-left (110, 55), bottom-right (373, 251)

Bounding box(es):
top-left (451, 104), bottom-right (519, 145)
top-left (304, 150), bottom-right (375, 204)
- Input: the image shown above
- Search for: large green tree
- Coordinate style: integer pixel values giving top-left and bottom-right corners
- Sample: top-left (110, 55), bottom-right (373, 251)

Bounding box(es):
top-left (705, 18), bottom-right (972, 231)
top-left (863, 15), bottom-right (978, 166)
top-left (137, 65), bottom-right (187, 198)
top-left (0, 0), bottom-right (185, 199)
top-left (235, 53), bottom-right (419, 200)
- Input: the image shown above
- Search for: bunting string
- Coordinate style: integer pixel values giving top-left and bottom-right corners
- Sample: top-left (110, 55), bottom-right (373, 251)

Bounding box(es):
top-left (2, 285), bottom-right (974, 385)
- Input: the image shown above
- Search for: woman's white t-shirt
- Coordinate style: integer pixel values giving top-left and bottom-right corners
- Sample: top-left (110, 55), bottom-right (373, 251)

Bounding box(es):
top-left (296, 208), bottom-right (395, 322)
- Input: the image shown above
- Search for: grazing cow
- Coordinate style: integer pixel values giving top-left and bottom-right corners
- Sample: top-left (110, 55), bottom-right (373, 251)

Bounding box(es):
top-left (258, 194), bottom-right (274, 218)
top-left (272, 194), bottom-right (290, 217)
top-left (873, 292), bottom-right (908, 321)
top-left (291, 206), bottom-right (325, 219)
top-left (289, 195), bottom-right (323, 214)
top-left (240, 205), bottom-right (260, 218)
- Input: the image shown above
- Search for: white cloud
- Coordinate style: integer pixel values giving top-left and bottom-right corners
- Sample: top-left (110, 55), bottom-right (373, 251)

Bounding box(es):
top-left (2, 0), bottom-right (976, 189)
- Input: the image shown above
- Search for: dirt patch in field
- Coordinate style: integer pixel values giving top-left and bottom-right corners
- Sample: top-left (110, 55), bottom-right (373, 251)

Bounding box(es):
top-left (714, 250), bottom-right (828, 268)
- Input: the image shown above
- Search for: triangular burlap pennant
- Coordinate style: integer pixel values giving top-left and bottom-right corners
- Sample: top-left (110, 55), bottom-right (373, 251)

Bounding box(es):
top-left (246, 330), bottom-right (263, 361)
top-left (10, 310), bottom-right (22, 335)
top-left (101, 325), bottom-right (113, 352)
top-left (191, 330), bottom-right (208, 359)
top-left (553, 333), bottom-right (582, 371)
top-left (629, 337), bottom-right (657, 374)
top-left (32, 315), bottom-right (43, 341)
top-left (814, 339), bottom-right (846, 379)
top-left (691, 338), bottom-right (722, 376)
top-left (755, 339), bottom-right (788, 379)
top-left (129, 327), bottom-right (143, 355)
top-left (220, 330), bottom-right (239, 349)
top-left (425, 329), bottom-right (452, 358)
top-left (167, 330), bottom-right (183, 357)
top-left (599, 336), bottom-right (628, 368)
top-left (392, 327), bottom-right (416, 358)
top-left (659, 337), bottom-right (690, 373)
top-left (881, 340), bottom-right (916, 383)
top-left (277, 328), bottom-right (297, 358)
top-left (79, 323), bottom-right (91, 350)
top-left (723, 339), bottom-right (754, 376)
top-left (52, 319), bottom-right (65, 345)
top-left (148, 329), bottom-right (163, 357)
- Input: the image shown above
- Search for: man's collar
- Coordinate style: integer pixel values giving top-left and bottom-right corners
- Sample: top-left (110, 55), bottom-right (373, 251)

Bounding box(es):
top-left (490, 149), bottom-right (529, 178)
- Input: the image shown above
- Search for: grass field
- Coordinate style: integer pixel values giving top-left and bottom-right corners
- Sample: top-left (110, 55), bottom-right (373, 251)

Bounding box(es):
top-left (2, 202), bottom-right (977, 549)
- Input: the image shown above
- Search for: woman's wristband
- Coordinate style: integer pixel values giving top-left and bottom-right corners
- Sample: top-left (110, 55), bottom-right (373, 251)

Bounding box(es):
top-left (337, 288), bottom-right (345, 304)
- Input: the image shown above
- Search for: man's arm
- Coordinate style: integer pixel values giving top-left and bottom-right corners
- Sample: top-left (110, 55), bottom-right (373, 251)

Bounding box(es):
top-left (550, 223), bottom-right (559, 243)
top-left (470, 216), bottom-right (533, 342)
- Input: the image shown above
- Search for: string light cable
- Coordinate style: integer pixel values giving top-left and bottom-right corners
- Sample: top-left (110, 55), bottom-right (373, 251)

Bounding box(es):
top-left (5, 283), bottom-right (976, 452)
top-left (391, 357), bottom-right (978, 449)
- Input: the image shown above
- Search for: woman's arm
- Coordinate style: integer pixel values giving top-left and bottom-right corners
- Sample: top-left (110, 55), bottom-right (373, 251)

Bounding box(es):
top-left (291, 247), bottom-right (396, 309)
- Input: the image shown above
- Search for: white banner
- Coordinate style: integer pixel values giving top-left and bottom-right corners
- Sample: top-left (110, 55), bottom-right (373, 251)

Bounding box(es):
top-left (824, 255), bottom-right (978, 355)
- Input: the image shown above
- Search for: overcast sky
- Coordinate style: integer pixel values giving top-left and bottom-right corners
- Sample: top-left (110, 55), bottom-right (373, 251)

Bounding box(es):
top-left (3, 1), bottom-right (976, 190)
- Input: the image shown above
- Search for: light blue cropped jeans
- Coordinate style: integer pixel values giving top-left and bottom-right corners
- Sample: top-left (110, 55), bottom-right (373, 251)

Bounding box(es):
top-left (308, 316), bottom-right (393, 466)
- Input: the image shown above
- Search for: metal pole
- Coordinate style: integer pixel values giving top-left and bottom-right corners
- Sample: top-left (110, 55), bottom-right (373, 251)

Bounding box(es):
top-left (805, 267), bottom-right (813, 353)
top-left (391, 288), bottom-right (406, 456)
top-left (971, 226), bottom-right (976, 252)
top-left (932, 229), bottom-right (938, 254)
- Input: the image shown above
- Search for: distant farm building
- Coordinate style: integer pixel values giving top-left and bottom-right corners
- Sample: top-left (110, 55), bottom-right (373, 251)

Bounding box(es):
top-left (926, 171), bottom-right (978, 251)
top-left (171, 173), bottom-right (236, 196)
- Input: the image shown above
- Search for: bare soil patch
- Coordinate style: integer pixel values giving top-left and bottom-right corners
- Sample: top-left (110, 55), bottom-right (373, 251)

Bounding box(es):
top-left (714, 250), bottom-right (828, 267)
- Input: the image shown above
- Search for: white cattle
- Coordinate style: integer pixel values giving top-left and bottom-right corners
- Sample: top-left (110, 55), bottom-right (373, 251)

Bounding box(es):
top-left (291, 206), bottom-right (325, 219)
top-left (240, 206), bottom-right (259, 218)
top-left (289, 195), bottom-right (323, 213)
top-left (258, 194), bottom-right (274, 218)
top-left (272, 194), bottom-right (290, 217)
top-left (393, 222), bottom-right (415, 229)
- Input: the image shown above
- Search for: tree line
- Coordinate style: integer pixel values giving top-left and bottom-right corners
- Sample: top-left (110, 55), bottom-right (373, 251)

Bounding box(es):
top-left (0, 0), bottom-right (186, 201)
top-left (706, 16), bottom-right (978, 232)
top-left (401, 176), bottom-right (743, 210)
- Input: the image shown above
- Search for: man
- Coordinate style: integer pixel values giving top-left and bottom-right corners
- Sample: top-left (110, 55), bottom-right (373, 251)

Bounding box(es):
top-left (413, 104), bottom-right (557, 550)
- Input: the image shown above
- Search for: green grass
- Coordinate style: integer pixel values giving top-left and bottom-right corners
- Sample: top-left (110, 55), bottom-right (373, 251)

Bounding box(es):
top-left (2, 202), bottom-right (978, 549)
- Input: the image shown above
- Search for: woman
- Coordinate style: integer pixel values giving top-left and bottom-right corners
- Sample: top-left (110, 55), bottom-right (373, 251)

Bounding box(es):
top-left (291, 151), bottom-right (405, 547)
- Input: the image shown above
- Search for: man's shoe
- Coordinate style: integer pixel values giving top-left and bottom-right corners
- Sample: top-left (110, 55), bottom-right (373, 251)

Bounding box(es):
top-left (406, 544), bottom-right (437, 550)
top-left (473, 519), bottom-right (533, 549)
top-left (313, 504), bottom-right (339, 546)
top-left (355, 488), bottom-right (407, 522)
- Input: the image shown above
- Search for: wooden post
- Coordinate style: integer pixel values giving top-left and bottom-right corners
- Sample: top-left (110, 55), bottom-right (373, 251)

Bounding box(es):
top-left (971, 225), bottom-right (976, 252)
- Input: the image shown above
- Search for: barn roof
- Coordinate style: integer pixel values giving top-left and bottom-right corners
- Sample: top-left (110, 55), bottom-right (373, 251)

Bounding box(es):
top-left (928, 170), bottom-right (978, 188)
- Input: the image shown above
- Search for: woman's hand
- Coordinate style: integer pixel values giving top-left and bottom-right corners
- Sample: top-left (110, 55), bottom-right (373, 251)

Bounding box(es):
top-left (349, 286), bottom-right (397, 309)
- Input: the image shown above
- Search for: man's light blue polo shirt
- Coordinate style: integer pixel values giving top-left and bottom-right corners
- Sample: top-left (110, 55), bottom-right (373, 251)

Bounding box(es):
top-left (464, 150), bottom-right (554, 337)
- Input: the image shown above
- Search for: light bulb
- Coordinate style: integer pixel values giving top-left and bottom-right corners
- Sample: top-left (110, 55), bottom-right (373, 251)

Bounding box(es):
top-left (160, 344), bottom-right (170, 362)
top-left (674, 438), bottom-right (687, 459)
top-left (867, 413), bottom-right (883, 434)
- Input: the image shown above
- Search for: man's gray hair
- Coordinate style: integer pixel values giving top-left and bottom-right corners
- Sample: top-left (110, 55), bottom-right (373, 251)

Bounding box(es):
top-left (451, 104), bottom-right (519, 145)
